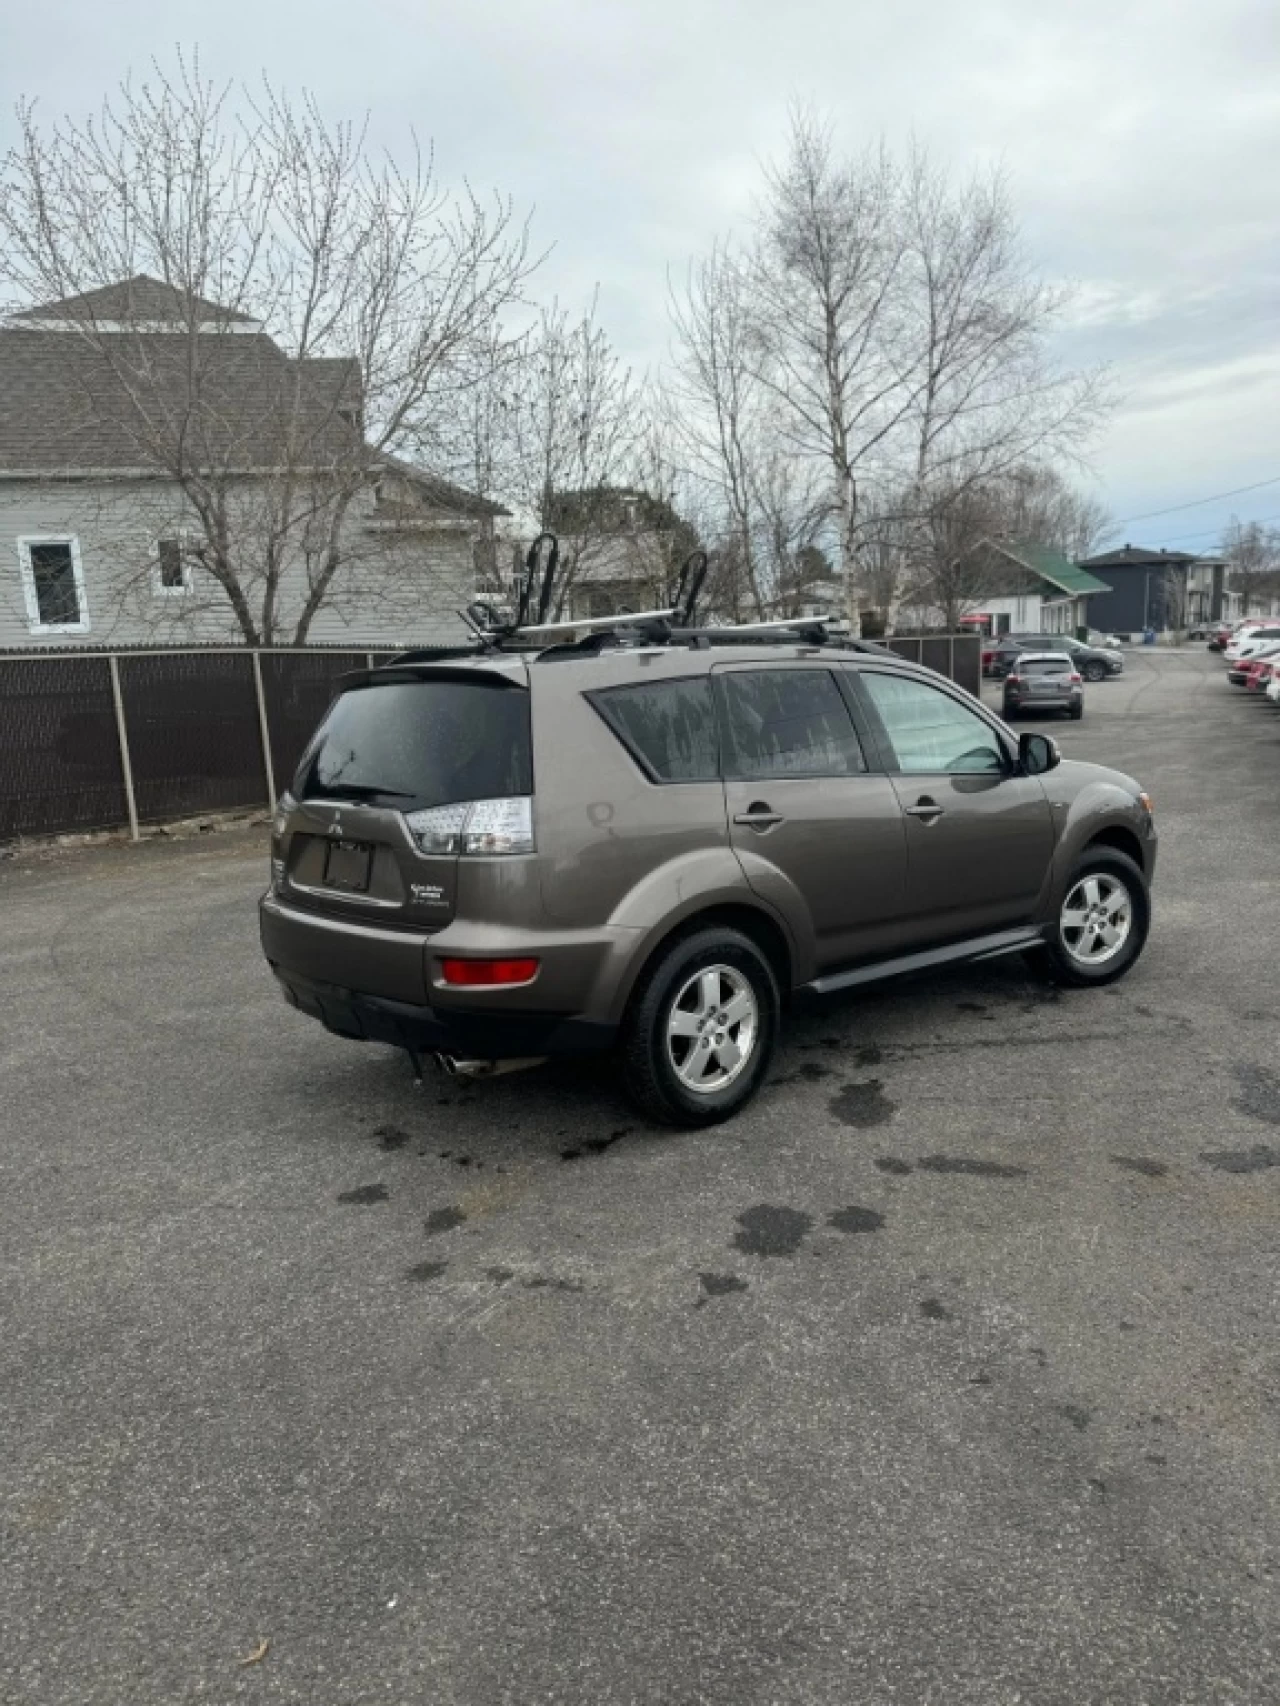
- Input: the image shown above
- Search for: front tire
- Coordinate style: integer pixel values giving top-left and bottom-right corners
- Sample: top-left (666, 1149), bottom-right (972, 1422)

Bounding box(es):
top-left (1083, 660), bottom-right (1107, 682)
top-left (1034, 849), bottom-right (1150, 987)
top-left (621, 928), bottom-right (780, 1126)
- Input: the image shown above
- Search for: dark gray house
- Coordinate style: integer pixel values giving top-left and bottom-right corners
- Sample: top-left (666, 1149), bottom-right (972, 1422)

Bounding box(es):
top-left (1078, 545), bottom-right (1202, 634)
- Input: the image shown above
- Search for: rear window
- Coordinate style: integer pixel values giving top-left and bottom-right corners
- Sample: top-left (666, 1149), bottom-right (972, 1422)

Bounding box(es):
top-left (588, 677), bottom-right (719, 782)
top-left (1018, 658), bottom-right (1073, 674)
top-left (295, 677), bottom-right (532, 809)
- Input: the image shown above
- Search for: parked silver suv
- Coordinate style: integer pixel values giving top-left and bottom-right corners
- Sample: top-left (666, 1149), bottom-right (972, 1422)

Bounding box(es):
top-left (260, 554), bottom-right (1156, 1125)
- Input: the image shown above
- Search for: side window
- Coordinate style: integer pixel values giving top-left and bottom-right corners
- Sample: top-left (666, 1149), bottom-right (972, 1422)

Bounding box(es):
top-left (19, 536), bottom-right (88, 633)
top-left (589, 677), bottom-right (719, 782)
top-left (719, 669), bottom-right (866, 779)
top-left (861, 673), bottom-right (1006, 775)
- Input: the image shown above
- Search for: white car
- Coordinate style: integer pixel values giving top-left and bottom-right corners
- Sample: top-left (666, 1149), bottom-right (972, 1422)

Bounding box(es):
top-left (1224, 623), bottom-right (1280, 662)
top-left (1228, 639), bottom-right (1280, 682)
top-left (1266, 663), bottom-right (1280, 705)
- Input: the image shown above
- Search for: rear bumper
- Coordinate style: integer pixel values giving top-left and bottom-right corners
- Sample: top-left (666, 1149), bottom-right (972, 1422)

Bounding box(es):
top-left (1003, 693), bottom-right (1081, 710)
top-left (268, 965), bottom-right (615, 1057)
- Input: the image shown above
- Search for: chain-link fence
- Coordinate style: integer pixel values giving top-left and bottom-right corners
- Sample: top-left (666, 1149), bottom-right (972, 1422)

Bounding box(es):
top-left (0, 634), bottom-right (982, 843)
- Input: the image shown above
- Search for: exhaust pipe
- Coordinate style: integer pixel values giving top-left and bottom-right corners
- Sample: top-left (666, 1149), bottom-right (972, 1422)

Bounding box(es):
top-left (435, 1053), bottom-right (548, 1082)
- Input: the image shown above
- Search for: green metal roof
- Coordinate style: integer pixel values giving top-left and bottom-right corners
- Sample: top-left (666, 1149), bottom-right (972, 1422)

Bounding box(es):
top-left (991, 540), bottom-right (1111, 597)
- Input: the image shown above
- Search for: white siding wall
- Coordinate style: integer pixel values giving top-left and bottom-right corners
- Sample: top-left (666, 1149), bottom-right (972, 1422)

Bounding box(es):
top-left (0, 476), bottom-right (477, 651)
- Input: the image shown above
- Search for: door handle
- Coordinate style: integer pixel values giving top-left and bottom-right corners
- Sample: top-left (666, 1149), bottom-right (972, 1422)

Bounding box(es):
top-left (733, 804), bottom-right (784, 829)
top-left (904, 797), bottom-right (944, 823)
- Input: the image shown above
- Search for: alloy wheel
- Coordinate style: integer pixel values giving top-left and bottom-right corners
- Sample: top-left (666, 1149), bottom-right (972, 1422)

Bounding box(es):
top-left (1060, 873), bottom-right (1133, 966)
top-left (665, 965), bottom-right (759, 1094)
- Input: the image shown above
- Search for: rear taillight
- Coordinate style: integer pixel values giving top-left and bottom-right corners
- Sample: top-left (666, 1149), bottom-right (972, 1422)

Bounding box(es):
top-left (404, 796), bottom-right (535, 856)
top-left (1006, 674), bottom-right (1021, 686)
top-left (440, 957), bottom-right (539, 986)
top-left (1069, 672), bottom-right (1082, 684)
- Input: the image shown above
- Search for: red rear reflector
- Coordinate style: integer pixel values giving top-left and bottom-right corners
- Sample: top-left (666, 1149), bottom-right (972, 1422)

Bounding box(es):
top-left (440, 957), bottom-right (539, 987)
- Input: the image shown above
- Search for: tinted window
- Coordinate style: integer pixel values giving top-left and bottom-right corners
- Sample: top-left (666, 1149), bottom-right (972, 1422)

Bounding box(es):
top-left (861, 673), bottom-right (1005, 775)
top-left (720, 669), bottom-right (866, 779)
top-left (1018, 658), bottom-right (1073, 675)
top-left (590, 677), bottom-right (719, 782)
top-left (296, 677), bottom-right (532, 808)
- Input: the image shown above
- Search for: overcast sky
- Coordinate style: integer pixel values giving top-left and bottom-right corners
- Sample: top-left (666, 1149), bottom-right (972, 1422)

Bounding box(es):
top-left (3, 0), bottom-right (1277, 551)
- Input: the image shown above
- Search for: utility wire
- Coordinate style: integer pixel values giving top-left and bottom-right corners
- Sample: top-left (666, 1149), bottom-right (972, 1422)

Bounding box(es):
top-left (1116, 476), bottom-right (1280, 526)
top-left (1160, 510), bottom-right (1280, 545)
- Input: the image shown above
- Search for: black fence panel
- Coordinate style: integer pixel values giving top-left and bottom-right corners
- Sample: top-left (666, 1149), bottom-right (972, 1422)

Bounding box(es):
top-left (261, 651), bottom-right (370, 791)
top-left (884, 634), bottom-right (981, 698)
top-left (0, 656), bottom-right (127, 838)
top-left (118, 653), bottom-right (266, 822)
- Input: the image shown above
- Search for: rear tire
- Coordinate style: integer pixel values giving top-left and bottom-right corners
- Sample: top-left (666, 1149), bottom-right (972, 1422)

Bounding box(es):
top-left (1068, 702), bottom-right (1083, 720)
top-left (621, 928), bottom-right (780, 1127)
top-left (1003, 703), bottom-right (1018, 721)
top-left (1030, 848), bottom-right (1150, 988)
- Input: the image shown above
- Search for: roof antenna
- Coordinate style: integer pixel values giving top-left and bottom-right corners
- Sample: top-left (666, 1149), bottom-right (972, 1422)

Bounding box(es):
top-left (672, 550), bottom-right (710, 626)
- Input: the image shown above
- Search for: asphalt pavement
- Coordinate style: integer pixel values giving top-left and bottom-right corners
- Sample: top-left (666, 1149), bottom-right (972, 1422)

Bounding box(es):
top-left (3, 646), bottom-right (1280, 1706)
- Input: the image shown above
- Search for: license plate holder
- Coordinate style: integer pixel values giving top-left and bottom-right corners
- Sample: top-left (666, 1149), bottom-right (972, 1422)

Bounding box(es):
top-left (323, 839), bottom-right (374, 893)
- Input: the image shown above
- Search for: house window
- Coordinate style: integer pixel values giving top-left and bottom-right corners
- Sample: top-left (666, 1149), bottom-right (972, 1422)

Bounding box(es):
top-left (154, 535), bottom-right (192, 596)
top-left (18, 537), bottom-right (89, 634)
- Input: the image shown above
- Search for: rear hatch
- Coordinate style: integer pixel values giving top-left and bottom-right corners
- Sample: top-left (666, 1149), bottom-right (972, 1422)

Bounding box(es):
top-left (279, 664), bottom-right (532, 931)
top-left (1017, 658), bottom-right (1075, 693)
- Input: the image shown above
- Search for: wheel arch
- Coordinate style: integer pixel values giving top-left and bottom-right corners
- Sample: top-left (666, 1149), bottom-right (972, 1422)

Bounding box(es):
top-left (612, 901), bottom-right (794, 1027)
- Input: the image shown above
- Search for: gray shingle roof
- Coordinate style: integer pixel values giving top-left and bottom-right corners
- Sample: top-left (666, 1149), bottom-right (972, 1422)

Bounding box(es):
top-left (0, 280), bottom-right (504, 519)
top-left (16, 275), bottom-right (259, 325)
top-left (0, 325), bottom-right (362, 470)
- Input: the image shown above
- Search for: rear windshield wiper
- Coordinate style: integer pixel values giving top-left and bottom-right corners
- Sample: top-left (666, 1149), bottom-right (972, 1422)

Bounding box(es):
top-left (306, 782), bottom-right (416, 802)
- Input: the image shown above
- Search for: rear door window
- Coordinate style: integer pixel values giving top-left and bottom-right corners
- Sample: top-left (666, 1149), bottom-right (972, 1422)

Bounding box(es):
top-left (588, 677), bottom-right (719, 782)
top-left (296, 676), bottom-right (532, 808)
top-left (717, 669), bottom-right (867, 779)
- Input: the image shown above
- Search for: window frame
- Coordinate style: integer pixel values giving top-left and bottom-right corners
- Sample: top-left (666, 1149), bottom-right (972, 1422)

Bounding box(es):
top-left (584, 674), bottom-right (722, 786)
top-left (711, 662), bottom-right (873, 783)
top-left (153, 531), bottom-right (195, 599)
top-left (17, 535), bottom-right (90, 635)
top-left (848, 665), bottom-right (1016, 777)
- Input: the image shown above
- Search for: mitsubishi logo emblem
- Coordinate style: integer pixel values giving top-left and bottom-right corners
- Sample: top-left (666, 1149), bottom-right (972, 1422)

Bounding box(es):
top-left (329, 815), bottom-right (344, 837)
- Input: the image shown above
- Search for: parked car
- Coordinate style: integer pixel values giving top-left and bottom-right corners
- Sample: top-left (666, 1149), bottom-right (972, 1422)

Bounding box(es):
top-left (986, 634), bottom-right (1123, 682)
top-left (1224, 624), bottom-right (1280, 663)
top-left (1001, 653), bottom-right (1084, 721)
top-left (1226, 637), bottom-right (1280, 679)
top-left (1266, 666), bottom-right (1280, 706)
top-left (260, 619), bottom-right (1157, 1126)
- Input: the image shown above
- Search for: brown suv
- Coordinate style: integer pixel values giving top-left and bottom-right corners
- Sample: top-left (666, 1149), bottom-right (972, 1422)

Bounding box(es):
top-left (260, 616), bottom-right (1156, 1125)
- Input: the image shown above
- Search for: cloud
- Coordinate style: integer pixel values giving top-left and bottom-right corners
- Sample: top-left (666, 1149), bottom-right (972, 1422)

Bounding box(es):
top-left (1, 0), bottom-right (1277, 534)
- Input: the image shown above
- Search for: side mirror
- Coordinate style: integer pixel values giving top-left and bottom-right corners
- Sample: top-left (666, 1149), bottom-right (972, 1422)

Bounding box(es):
top-left (1019, 732), bottom-right (1061, 776)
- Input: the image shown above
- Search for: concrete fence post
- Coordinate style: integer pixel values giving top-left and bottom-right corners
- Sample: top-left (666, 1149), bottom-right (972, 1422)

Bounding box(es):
top-left (107, 655), bottom-right (141, 843)
top-left (251, 651), bottom-right (278, 809)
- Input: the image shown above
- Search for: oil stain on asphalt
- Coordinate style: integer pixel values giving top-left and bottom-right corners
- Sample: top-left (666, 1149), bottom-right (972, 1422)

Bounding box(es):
top-left (733, 1205), bottom-right (814, 1257)
top-left (1111, 1155), bottom-right (1170, 1178)
top-left (1231, 1063), bottom-right (1280, 1126)
top-left (337, 1183), bottom-right (389, 1205)
top-left (919, 1298), bottom-right (952, 1321)
top-left (827, 1206), bottom-right (885, 1234)
top-left (829, 1080), bottom-right (897, 1127)
top-left (1200, 1144), bottom-right (1280, 1174)
top-left (405, 1260), bottom-right (447, 1283)
top-left (917, 1155), bottom-right (1028, 1179)
top-left (697, 1272), bottom-right (749, 1305)
top-left (424, 1206), bottom-right (467, 1235)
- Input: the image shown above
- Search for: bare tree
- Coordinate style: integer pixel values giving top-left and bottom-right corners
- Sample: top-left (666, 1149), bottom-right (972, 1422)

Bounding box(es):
top-left (0, 58), bottom-right (535, 643)
top-left (1223, 517), bottom-right (1280, 615)
top-left (667, 243), bottom-right (773, 617)
top-left (748, 113), bottom-right (907, 635)
top-left (886, 153), bottom-right (1108, 630)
